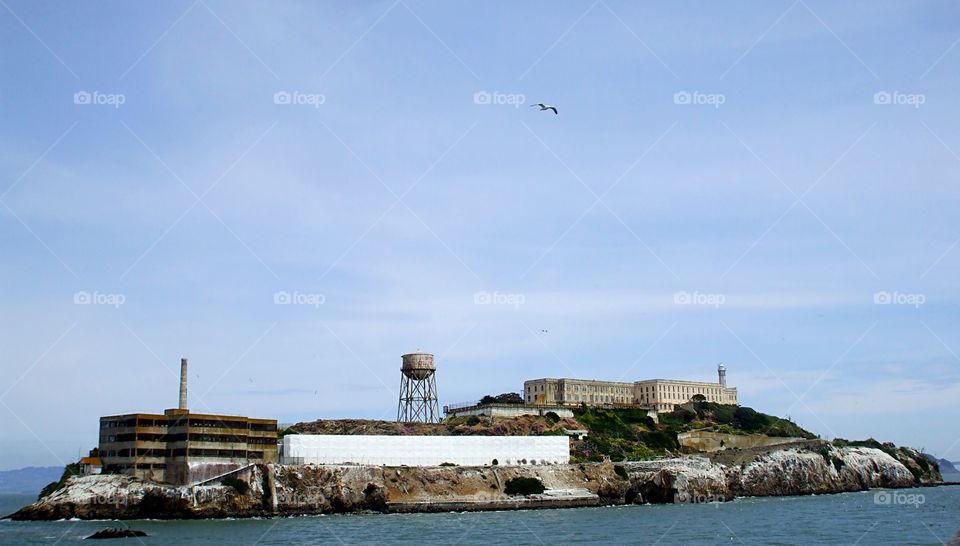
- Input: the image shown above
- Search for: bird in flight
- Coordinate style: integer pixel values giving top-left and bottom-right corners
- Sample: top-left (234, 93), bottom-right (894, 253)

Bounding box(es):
top-left (531, 103), bottom-right (558, 115)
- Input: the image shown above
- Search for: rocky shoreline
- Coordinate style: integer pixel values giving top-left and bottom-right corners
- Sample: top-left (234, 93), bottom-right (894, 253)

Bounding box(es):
top-left (6, 441), bottom-right (942, 520)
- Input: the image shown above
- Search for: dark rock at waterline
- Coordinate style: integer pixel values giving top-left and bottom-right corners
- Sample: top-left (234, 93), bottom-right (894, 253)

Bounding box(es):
top-left (85, 528), bottom-right (147, 539)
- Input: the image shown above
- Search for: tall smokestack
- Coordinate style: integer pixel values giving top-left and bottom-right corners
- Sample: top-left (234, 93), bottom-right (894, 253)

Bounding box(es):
top-left (179, 358), bottom-right (188, 410)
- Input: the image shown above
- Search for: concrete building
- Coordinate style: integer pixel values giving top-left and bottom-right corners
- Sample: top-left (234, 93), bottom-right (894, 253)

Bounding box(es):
top-left (281, 435), bottom-right (569, 466)
top-left (79, 456), bottom-right (102, 476)
top-left (98, 358), bottom-right (278, 485)
top-left (524, 364), bottom-right (738, 412)
top-left (443, 402), bottom-right (574, 419)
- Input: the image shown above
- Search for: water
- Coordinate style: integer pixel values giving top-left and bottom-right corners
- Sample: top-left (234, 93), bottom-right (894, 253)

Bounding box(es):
top-left (1, 485), bottom-right (958, 545)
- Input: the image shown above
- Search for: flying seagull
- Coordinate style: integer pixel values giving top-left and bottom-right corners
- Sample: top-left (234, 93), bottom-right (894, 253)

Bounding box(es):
top-left (531, 103), bottom-right (558, 115)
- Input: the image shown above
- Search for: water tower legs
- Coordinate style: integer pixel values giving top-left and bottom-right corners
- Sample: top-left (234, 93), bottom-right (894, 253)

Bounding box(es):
top-left (397, 372), bottom-right (439, 423)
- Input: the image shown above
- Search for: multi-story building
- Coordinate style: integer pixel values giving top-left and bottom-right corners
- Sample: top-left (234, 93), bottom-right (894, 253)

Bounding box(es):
top-left (98, 358), bottom-right (278, 485)
top-left (524, 364), bottom-right (738, 412)
top-left (99, 410), bottom-right (278, 485)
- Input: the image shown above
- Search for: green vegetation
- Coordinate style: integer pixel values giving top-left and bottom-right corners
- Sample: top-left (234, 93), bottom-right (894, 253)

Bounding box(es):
top-left (613, 464), bottom-right (629, 480)
top-left (571, 407), bottom-right (667, 462)
top-left (677, 401), bottom-right (815, 439)
top-left (570, 402), bottom-right (815, 463)
top-left (544, 411), bottom-right (560, 424)
top-left (38, 447), bottom-right (101, 500)
top-left (479, 393), bottom-right (524, 405)
top-left (38, 462), bottom-right (80, 500)
top-left (221, 477), bottom-right (249, 495)
top-left (503, 477), bottom-right (545, 496)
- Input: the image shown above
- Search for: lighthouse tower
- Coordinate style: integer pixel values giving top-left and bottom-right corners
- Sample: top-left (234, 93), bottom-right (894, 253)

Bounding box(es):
top-left (718, 363), bottom-right (727, 387)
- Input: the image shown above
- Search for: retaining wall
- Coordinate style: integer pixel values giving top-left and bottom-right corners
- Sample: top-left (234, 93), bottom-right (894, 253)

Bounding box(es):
top-left (282, 434), bottom-right (569, 466)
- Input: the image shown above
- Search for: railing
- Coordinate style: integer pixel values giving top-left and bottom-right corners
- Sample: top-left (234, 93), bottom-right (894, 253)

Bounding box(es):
top-left (443, 400), bottom-right (480, 413)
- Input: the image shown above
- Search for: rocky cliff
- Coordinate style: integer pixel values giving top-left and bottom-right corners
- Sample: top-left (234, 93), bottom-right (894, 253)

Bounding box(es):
top-left (6, 441), bottom-right (941, 520)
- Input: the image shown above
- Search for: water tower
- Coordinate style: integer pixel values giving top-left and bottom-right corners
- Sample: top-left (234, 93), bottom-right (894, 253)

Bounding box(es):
top-left (397, 352), bottom-right (440, 423)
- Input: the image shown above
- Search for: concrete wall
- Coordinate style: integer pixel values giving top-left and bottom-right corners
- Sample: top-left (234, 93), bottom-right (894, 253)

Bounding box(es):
top-left (678, 430), bottom-right (805, 453)
top-left (282, 435), bottom-right (570, 466)
top-left (447, 404), bottom-right (574, 419)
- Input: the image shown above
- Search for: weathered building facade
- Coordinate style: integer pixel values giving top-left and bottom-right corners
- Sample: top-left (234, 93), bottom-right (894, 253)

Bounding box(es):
top-left (524, 364), bottom-right (738, 412)
top-left (98, 358), bottom-right (277, 485)
top-left (99, 410), bottom-right (278, 485)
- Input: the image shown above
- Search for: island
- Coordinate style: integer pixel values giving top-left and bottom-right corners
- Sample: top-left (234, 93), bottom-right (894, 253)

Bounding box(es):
top-left (7, 400), bottom-right (942, 520)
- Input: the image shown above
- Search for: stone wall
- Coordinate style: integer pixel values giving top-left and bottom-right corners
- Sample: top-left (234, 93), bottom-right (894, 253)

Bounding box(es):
top-left (678, 430), bottom-right (805, 452)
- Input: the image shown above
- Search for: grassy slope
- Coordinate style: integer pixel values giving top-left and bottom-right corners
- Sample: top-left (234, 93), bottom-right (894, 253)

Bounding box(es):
top-left (570, 402), bottom-right (815, 462)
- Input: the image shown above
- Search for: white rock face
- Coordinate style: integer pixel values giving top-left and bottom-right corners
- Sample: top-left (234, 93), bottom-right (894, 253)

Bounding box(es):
top-left (736, 445), bottom-right (915, 496)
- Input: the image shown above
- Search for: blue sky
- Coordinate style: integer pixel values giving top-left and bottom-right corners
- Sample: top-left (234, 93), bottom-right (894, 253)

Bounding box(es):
top-left (1, 0), bottom-right (959, 470)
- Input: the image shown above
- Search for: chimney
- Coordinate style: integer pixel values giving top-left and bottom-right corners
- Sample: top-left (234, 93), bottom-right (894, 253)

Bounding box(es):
top-left (179, 358), bottom-right (188, 410)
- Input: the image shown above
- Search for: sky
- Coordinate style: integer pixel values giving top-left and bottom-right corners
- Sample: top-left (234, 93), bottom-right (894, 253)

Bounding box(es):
top-left (1, 0), bottom-right (959, 470)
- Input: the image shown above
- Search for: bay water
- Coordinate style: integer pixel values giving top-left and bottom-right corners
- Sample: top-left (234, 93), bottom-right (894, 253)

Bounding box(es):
top-left (1, 481), bottom-right (957, 545)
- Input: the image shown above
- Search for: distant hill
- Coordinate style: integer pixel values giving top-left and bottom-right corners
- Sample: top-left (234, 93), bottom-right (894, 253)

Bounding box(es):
top-left (0, 467), bottom-right (63, 495)
top-left (923, 454), bottom-right (958, 474)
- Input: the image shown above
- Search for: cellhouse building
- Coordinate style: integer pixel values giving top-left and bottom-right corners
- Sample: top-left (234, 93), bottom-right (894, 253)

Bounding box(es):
top-left (524, 364), bottom-right (738, 412)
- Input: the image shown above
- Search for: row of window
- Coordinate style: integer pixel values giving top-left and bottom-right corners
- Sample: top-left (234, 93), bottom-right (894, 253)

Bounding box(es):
top-left (101, 418), bottom-right (277, 432)
top-left (104, 463), bottom-right (166, 471)
top-left (101, 448), bottom-right (268, 459)
top-left (103, 433), bottom-right (271, 444)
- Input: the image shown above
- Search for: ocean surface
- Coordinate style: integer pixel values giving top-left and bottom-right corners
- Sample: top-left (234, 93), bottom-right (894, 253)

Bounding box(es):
top-left (1, 480), bottom-right (958, 545)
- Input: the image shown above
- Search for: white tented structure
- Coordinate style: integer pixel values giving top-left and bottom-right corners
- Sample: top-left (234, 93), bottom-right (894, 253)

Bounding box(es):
top-left (281, 435), bottom-right (569, 466)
